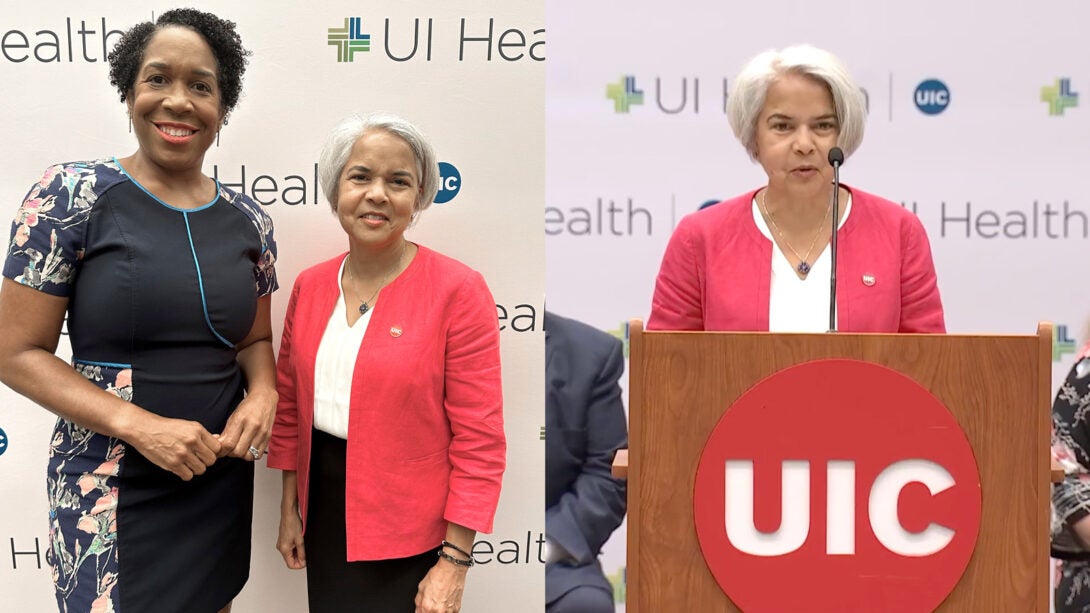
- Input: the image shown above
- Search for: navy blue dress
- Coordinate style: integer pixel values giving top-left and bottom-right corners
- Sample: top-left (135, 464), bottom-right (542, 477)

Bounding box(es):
top-left (3, 159), bottom-right (277, 612)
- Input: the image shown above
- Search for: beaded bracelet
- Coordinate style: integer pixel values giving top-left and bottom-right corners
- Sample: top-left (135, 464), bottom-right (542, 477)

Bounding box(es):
top-left (438, 549), bottom-right (474, 567)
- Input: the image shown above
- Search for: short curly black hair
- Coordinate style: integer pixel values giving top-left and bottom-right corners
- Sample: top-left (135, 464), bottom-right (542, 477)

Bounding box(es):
top-left (107, 8), bottom-right (251, 114)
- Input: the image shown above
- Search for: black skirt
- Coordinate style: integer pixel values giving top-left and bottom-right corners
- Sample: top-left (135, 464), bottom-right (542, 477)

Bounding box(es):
top-left (305, 429), bottom-right (439, 612)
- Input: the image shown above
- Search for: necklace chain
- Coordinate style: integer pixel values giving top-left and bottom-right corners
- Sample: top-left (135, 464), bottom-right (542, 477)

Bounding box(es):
top-left (758, 190), bottom-right (832, 276)
top-left (345, 241), bottom-right (407, 315)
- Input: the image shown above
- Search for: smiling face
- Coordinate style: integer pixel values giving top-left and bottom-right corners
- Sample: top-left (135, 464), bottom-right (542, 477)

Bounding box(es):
top-left (754, 72), bottom-right (840, 198)
top-left (335, 129), bottom-right (422, 251)
top-left (127, 26), bottom-right (223, 174)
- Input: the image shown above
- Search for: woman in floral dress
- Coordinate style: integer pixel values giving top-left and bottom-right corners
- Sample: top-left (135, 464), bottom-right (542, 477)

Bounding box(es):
top-left (0, 9), bottom-right (276, 613)
top-left (1052, 341), bottom-right (1090, 613)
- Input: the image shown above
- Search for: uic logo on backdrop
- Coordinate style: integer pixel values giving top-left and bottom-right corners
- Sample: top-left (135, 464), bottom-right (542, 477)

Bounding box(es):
top-left (914, 79), bottom-right (949, 115)
top-left (1042, 78), bottom-right (1078, 116)
top-left (434, 162), bottom-right (461, 204)
top-left (0, 427), bottom-right (7, 457)
top-left (1055, 324), bottom-right (1077, 361)
top-left (693, 360), bottom-right (981, 612)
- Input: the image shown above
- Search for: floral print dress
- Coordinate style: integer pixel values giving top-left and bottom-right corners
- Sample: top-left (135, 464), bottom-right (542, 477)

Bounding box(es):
top-left (3, 159), bottom-right (276, 612)
top-left (1053, 342), bottom-right (1090, 613)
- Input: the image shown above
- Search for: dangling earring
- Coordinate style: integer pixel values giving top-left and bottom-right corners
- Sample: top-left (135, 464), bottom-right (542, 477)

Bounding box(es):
top-left (216, 116), bottom-right (229, 147)
top-left (128, 113), bottom-right (132, 133)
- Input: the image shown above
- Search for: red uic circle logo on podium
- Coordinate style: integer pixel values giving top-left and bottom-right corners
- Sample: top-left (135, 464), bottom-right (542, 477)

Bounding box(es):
top-left (693, 359), bottom-right (982, 612)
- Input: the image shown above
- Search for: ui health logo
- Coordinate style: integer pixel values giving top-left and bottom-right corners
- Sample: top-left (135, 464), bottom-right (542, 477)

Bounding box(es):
top-left (604, 73), bottom-right (869, 116)
top-left (328, 17), bottom-right (371, 62)
top-left (606, 75), bottom-right (644, 113)
top-left (606, 321), bottom-right (631, 358)
top-left (603, 73), bottom-right (712, 114)
top-left (1055, 324), bottom-right (1077, 361)
top-left (693, 360), bottom-right (981, 612)
top-left (325, 15), bottom-right (543, 63)
top-left (1042, 78), bottom-right (1078, 116)
top-left (0, 426), bottom-right (7, 457)
top-left (914, 79), bottom-right (950, 115)
top-left (606, 565), bottom-right (626, 603)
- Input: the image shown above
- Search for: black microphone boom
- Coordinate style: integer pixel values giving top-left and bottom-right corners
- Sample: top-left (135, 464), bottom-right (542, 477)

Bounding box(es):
top-left (827, 147), bottom-right (844, 332)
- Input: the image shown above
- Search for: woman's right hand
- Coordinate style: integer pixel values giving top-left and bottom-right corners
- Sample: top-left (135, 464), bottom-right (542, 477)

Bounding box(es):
top-left (127, 413), bottom-right (222, 481)
top-left (276, 506), bottom-right (307, 569)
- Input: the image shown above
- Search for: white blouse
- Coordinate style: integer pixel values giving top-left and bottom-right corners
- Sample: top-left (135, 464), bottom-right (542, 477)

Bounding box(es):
top-left (312, 256), bottom-right (373, 439)
top-left (751, 195), bottom-right (853, 333)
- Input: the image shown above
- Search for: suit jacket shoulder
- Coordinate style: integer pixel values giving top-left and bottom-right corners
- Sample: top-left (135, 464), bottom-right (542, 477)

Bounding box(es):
top-left (545, 311), bottom-right (622, 361)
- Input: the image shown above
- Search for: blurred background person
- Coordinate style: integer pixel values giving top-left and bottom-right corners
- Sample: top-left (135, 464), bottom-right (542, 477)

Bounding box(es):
top-left (1052, 341), bottom-right (1090, 612)
top-left (268, 113), bottom-right (505, 613)
top-left (0, 9), bottom-right (276, 613)
top-left (648, 45), bottom-right (944, 334)
top-left (545, 311), bottom-right (627, 613)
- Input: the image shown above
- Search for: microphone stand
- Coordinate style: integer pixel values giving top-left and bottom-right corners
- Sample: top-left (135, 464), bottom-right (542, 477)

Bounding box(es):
top-left (827, 148), bottom-right (843, 332)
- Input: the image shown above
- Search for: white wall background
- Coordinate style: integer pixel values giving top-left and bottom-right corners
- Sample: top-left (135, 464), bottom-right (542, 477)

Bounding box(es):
top-left (545, 1), bottom-right (1089, 609)
top-left (0, 1), bottom-right (544, 611)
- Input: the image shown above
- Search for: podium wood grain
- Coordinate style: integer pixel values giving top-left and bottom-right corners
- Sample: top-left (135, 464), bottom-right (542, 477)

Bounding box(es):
top-left (625, 320), bottom-right (1051, 612)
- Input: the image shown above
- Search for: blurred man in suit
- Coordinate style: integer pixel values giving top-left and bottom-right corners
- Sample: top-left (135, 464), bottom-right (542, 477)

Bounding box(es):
top-left (545, 311), bottom-right (628, 613)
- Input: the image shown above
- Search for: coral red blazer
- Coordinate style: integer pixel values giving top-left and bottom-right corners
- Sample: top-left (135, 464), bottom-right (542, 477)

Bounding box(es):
top-left (267, 245), bottom-right (506, 560)
top-left (648, 186), bottom-right (946, 333)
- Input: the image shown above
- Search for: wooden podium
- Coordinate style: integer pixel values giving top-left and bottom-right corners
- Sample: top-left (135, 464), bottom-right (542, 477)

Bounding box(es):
top-left (618, 320), bottom-right (1052, 612)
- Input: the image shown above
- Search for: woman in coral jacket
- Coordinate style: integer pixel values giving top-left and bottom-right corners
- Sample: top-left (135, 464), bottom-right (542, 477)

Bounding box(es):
top-left (267, 113), bottom-right (505, 613)
top-left (648, 45), bottom-right (945, 334)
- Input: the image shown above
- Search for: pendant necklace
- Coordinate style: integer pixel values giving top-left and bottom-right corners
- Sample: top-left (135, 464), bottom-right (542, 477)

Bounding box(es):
top-left (346, 242), bottom-right (407, 315)
top-left (759, 190), bottom-right (832, 275)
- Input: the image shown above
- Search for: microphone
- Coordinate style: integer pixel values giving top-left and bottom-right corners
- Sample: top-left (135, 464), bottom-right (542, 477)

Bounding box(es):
top-left (827, 147), bottom-right (844, 332)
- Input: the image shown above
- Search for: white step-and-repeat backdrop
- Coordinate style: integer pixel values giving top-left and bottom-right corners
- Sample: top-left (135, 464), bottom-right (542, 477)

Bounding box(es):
top-left (0, 1), bottom-right (543, 611)
top-left (546, 1), bottom-right (1089, 610)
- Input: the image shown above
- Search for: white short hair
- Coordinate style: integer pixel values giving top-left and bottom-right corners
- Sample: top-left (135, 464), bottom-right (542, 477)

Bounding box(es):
top-left (727, 45), bottom-right (866, 161)
top-left (317, 112), bottom-right (439, 215)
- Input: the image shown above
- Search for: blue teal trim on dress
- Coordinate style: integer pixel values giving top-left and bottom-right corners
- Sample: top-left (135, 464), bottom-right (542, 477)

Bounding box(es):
top-left (112, 157), bottom-right (221, 212)
top-left (182, 212), bottom-right (234, 348)
top-left (72, 358), bottom-right (132, 369)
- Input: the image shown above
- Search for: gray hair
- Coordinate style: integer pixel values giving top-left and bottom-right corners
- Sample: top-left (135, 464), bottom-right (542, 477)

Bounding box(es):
top-left (727, 45), bottom-right (866, 161)
top-left (317, 112), bottom-right (440, 215)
